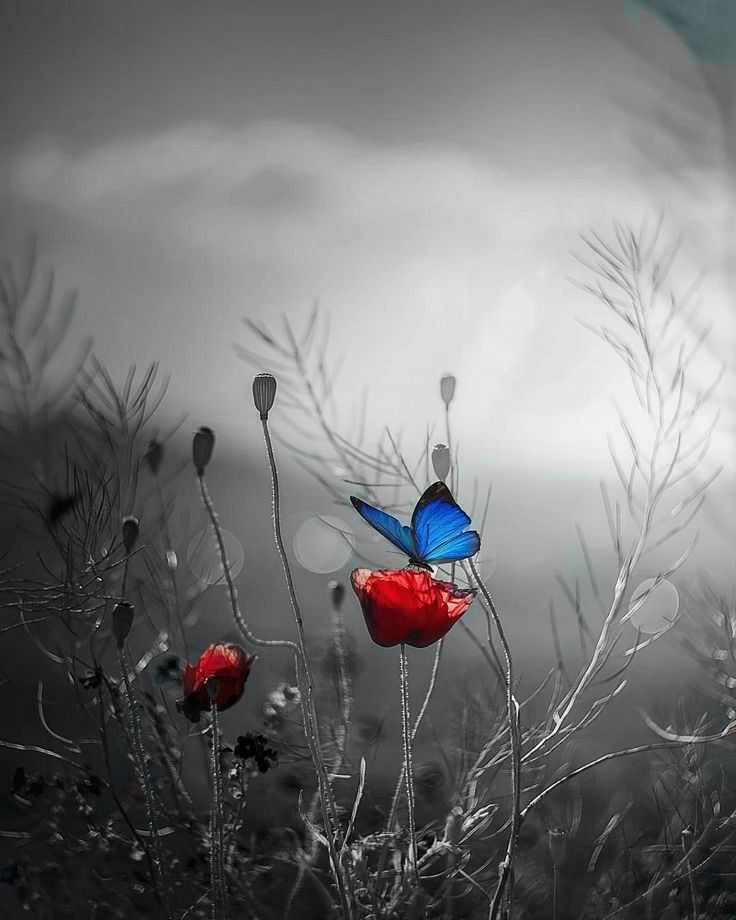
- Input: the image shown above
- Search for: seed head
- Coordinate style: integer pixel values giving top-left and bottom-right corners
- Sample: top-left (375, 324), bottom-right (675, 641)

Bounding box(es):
top-left (113, 601), bottom-right (135, 648)
top-left (122, 516), bottom-right (140, 553)
top-left (328, 579), bottom-right (346, 610)
top-left (192, 427), bottom-right (215, 476)
top-left (431, 444), bottom-right (451, 482)
top-left (252, 374), bottom-right (277, 419)
top-left (440, 374), bottom-right (456, 408)
top-left (145, 438), bottom-right (164, 475)
top-left (548, 827), bottom-right (568, 868)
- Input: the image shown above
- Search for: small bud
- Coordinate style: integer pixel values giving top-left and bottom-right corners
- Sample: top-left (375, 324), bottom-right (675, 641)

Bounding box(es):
top-left (431, 444), bottom-right (451, 482)
top-left (681, 825), bottom-right (694, 852)
top-left (192, 427), bottom-right (215, 476)
top-left (112, 601), bottom-right (135, 647)
top-left (145, 438), bottom-right (164, 474)
top-left (548, 827), bottom-right (568, 868)
top-left (440, 374), bottom-right (456, 408)
top-left (328, 580), bottom-right (346, 610)
top-left (122, 516), bottom-right (140, 553)
top-left (252, 374), bottom-right (277, 419)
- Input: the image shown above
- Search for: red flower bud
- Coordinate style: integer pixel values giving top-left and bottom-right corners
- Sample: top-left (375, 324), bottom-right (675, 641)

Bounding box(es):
top-left (350, 568), bottom-right (475, 648)
top-left (192, 427), bottom-right (215, 476)
top-left (176, 642), bottom-right (255, 723)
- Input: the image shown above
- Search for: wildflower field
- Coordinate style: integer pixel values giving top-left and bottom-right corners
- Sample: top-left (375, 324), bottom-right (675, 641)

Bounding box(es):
top-left (0, 222), bottom-right (734, 920)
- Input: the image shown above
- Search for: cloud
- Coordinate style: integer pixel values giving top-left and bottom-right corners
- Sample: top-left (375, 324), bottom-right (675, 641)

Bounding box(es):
top-left (9, 119), bottom-right (693, 261)
top-left (5, 119), bottom-right (733, 469)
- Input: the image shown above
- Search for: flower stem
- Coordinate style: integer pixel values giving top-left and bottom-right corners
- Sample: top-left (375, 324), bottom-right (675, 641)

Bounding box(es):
top-left (197, 472), bottom-right (297, 657)
top-left (399, 642), bottom-right (418, 887)
top-left (378, 638), bottom-right (442, 884)
top-left (117, 646), bottom-right (172, 919)
top-left (209, 700), bottom-right (226, 920)
top-left (466, 558), bottom-right (521, 920)
top-left (258, 416), bottom-right (353, 918)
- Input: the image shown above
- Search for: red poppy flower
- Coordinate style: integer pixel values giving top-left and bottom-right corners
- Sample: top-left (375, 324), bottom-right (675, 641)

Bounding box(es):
top-left (176, 643), bottom-right (256, 723)
top-left (350, 568), bottom-right (476, 648)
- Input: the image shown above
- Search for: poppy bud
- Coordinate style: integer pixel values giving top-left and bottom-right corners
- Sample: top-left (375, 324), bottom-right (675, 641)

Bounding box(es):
top-left (145, 438), bottom-right (164, 474)
top-left (113, 601), bottom-right (135, 647)
top-left (252, 374), bottom-right (277, 419)
top-left (431, 444), bottom-right (451, 482)
top-left (548, 827), bottom-right (568, 868)
top-left (440, 374), bottom-right (456, 408)
top-left (328, 579), bottom-right (345, 610)
top-left (192, 427), bottom-right (215, 476)
top-left (122, 516), bottom-right (140, 553)
top-left (176, 643), bottom-right (255, 723)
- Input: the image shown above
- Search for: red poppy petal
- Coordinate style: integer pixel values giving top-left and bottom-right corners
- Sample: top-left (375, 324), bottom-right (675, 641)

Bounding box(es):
top-left (351, 567), bottom-right (476, 648)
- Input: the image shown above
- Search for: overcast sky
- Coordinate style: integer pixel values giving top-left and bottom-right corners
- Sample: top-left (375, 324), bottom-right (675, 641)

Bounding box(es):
top-left (0, 0), bottom-right (734, 477)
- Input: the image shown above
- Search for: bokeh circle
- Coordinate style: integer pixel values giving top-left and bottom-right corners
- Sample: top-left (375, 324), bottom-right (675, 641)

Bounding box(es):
top-left (187, 527), bottom-right (245, 585)
top-left (627, 578), bottom-right (679, 635)
top-left (293, 515), bottom-right (354, 574)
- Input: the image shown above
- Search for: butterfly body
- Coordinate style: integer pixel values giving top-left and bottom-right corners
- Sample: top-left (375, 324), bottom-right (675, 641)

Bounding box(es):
top-left (350, 481), bottom-right (480, 568)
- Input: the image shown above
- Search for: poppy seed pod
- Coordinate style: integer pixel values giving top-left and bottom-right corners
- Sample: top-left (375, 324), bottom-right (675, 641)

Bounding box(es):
top-left (440, 374), bottom-right (456, 408)
top-left (122, 516), bottom-right (140, 553)
top-left (328, 579), bottom-right (346, 610)
top-left (145, 438), bottom-right (164, 474)
top-left (112, 601), bottom-right (135, 647)
top-left (548, 827), bottom-right (568, 868)
top-left (431, 444), bottom-right (451, 482)
top-left (192, 427), bottom-right (215, 476)
top-left (252, 374), bottom-right (277, 419)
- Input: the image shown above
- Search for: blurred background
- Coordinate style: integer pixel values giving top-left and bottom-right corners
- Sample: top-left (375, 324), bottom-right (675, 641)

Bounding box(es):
top-left (0, 0), bottom-right (735, 891)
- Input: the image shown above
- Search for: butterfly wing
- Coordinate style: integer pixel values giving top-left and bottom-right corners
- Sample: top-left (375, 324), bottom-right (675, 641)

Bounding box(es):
top-left (411, 481), bottom-right (481, 565)
top-left (350, 496), bottom-right (416, 558)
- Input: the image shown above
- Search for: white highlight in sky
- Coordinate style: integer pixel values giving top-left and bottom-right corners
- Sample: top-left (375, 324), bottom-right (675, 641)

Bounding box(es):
top-left (293, 514), bottom-right (354, 574)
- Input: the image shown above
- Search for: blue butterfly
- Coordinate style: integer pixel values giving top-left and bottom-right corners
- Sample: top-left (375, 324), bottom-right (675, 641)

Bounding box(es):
top-left (350, 481), bottom-right (480, 569)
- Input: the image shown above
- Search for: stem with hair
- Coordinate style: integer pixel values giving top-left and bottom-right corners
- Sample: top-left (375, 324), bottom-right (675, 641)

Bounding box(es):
top-left (465, 558), bottom-right (520, 920)
top-left (117, 646), bottom-right (172, 919)
top-left (209, 693), bottom-right (226, 920)
top-left (376, 637), bottom-right (443, 886)
top-left (399, 642), bottom-right (418, 887)
top-left (258, 415), bottom-right (353, 918)
top-left (196, 472), bottom-right (298, 660)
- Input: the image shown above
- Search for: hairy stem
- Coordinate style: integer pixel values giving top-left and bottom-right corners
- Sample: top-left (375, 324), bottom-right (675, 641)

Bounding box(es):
top-left (259, 416), bottom-right (353, 918)
top-left (197, 473), bottom-right (297, 656)
top-left (399, 642), bottom-right (418, 887)
top-left (117, 646), bottom-right (172, 919)
top-left (209, 699), bottom-right (226, 920)
top-left (466, 558), bottom-right (521, 920)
